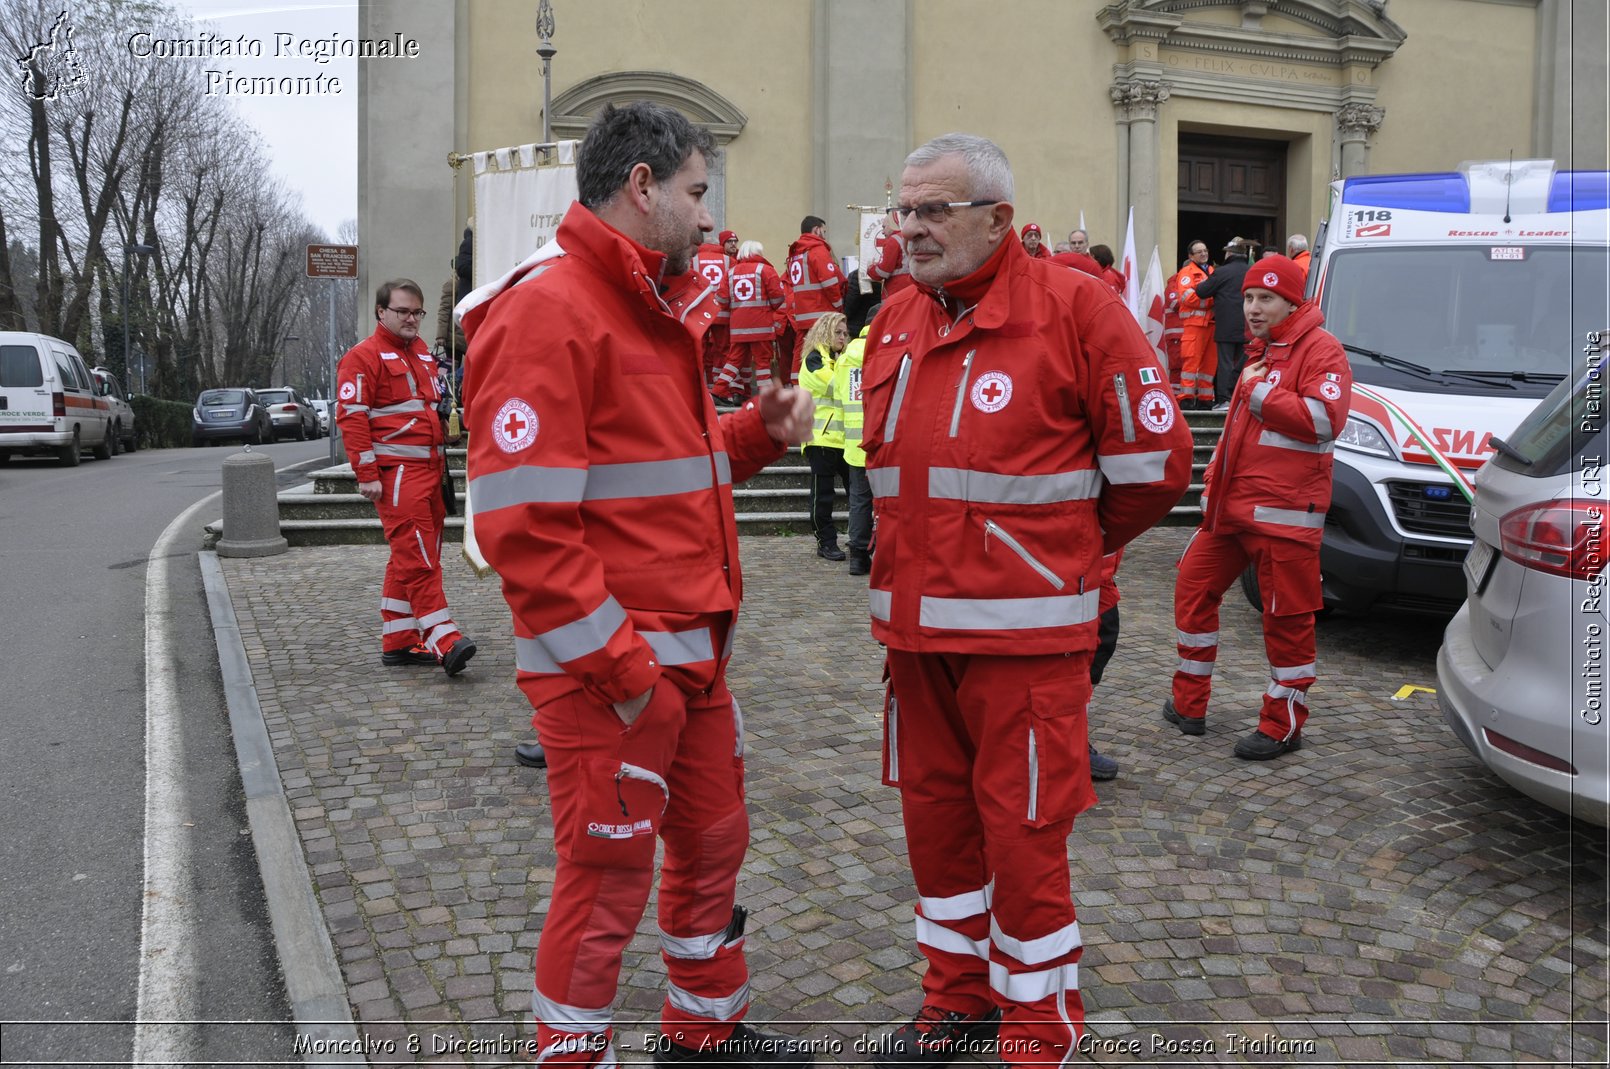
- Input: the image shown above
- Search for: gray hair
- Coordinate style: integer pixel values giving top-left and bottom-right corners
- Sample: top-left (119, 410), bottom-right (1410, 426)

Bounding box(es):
top-left (1287, 233), bottom-right (1310, 254)
top-left (577, 101), bottom-right (716, 211)
top-left (904, 133), bottom-right (1014, 202)
top-left (737, 239), bottom-right (764, 259)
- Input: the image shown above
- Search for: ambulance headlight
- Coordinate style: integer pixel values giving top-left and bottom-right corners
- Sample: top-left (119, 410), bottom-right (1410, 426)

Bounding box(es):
top-left (1336, 415), bottom-right (1395, 458)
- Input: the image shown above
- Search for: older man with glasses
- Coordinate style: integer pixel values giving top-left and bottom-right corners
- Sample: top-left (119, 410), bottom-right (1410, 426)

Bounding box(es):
top-left (335, 278), bottom-right (477, 676)
top-left (858, 134), bottom-right (1191, 1068)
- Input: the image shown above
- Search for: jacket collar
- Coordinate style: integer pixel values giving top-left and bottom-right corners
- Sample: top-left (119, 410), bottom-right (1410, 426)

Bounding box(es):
top-left (914, 235), bottom-right (1019, 330)
top-left (557, 201), bottom-right (697, 315)
top-left (788, 232), bottom-right (831, 258)
top-left (374, 322), bottom-right (420, 351)
top-left (1248, 301), bottom-right (1326, 360)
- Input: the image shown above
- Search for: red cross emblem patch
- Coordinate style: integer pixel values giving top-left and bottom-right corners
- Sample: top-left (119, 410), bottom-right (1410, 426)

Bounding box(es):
top-left (970, 371), bottom-right (1013, 413)
top-left (493, 398), bottom-right (539, 454)
top-left (1136, 388), bottom-right (1177, 434)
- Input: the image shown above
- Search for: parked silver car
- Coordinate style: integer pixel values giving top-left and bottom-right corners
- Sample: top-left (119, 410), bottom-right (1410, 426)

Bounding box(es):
top-left (1437, 355), bottom-right (1609, 826)
top-left (257, 387), bottom-right (319, 440)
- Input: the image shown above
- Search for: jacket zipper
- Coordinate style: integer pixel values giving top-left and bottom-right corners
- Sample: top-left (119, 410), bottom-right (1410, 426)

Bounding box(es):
top-left (379, 418), bottom-right (418, 441)
top-left (1113, 374), bottom-right (1136, 443)
top-left (1026, 726), bottom-right (1039, 821)
top-left (884, 354), bottom-right (912, 442)
top-left (983, 518), bottom-right (1066, 590)
top-left (948, 349), bottom-right (977, 437)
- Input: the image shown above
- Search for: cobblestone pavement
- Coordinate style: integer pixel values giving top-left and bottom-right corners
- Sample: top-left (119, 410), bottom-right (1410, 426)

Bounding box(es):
top-left (221, 527), bottom-right (1608, 1067)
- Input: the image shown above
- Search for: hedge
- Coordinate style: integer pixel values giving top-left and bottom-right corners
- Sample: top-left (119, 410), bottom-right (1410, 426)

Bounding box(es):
top-left (132, 395), bottom-right (197, 449)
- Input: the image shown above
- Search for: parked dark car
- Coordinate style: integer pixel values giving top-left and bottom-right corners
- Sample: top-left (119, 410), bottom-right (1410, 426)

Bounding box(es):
top-left (192, 388), bottom-right (272, 446)
top-left (257, 386), bottom-right (319, 440)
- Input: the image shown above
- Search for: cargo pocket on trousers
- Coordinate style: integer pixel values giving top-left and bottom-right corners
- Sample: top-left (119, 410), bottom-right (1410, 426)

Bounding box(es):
top-left (1024, 678), bottom-right (1094, 828)
top-left (1262, 543), bottom-right (1323, 617)
top-left (564, 756), bottom-right (669, 869)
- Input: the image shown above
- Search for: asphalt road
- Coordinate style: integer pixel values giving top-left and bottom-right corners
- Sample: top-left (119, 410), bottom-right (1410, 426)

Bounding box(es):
top-left (0, 437), bottom-right (327, 1063)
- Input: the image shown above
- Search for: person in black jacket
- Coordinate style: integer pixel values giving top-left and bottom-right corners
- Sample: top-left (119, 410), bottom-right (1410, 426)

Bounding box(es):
top-left (1194, 237), bottom-right (1254, 407)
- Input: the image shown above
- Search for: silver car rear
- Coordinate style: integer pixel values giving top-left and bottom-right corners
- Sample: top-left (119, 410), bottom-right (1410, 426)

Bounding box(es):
top-left (1437, 356), bottom-right (1609, 826)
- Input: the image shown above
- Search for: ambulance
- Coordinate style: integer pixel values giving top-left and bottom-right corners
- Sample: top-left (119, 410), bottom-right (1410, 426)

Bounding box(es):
top-left (1301, 159), bottom-right (1609, 614)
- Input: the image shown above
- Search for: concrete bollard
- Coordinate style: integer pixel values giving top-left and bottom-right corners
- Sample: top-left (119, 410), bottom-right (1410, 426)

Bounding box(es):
top-left (216, 449), bottom-right (288, 557)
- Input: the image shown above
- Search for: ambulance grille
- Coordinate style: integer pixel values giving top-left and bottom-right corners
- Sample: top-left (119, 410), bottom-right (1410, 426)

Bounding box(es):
top-left (1386, 480), bottom-right (1473, 538)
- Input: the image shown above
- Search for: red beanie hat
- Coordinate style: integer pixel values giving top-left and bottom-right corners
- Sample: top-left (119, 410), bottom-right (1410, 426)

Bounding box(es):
top-left (1022, 223), bottom-right (1042, 237)
top-left (1243, 254), bottom-right (1306, 306)
top-left (718, 230), bottom-right (738, 244)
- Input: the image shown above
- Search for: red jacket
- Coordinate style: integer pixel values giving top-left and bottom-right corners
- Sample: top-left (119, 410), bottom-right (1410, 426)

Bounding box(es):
top-left (335, 324), bottom-right (446, 483)
top-left (785, 232), bottom-right (843, 329)
top-left (692, 243), bottom-right (733, 323)
top-left (728, 255), bottom-right (787, 341)
top-left (1100, 266), bottom-right (1126, 296)
top-left (866, 232), bottom-right (913, 296)
top-left (461, 204), bottom-right (786, 708)
top-left (860, 236), bottom-right (1192, 655)
top-left (1199, 302), bottom-right (1351, 548)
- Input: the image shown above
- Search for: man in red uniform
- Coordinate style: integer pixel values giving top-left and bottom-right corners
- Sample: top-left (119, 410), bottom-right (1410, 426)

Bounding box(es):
top-left (866, 212), bottom-right (914, 298)
top-left (1018, 222), bottom-right (1051, 259)
top-left (1174, 239), bottom-right (1216, 408)
top-left (861, 133), bottom-right (1192, 1067)
top-left (459, 101), bottom-right (815, 1068)
top-left (717, 239), bottom-right (788, 399)
top-left (1164, 255), bottom-right (1351, 760)
top-left (693, 230), bottom-right (736, 392)
top-left (336, 279), bottom-right (476, 676)
top-left (785, 215), bottom-right (843, 383)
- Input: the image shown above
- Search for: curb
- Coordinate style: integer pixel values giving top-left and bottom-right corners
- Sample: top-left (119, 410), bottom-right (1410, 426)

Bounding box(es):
top-left (200, 551), bottom-right (364, 1066)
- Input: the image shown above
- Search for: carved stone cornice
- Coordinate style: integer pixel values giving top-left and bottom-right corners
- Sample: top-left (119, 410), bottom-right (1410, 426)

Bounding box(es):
top-left (1111, 77), bottom-right (1173, 122)
top-left (550, 70), bottom-right (747, 143)
top-left (1336, 101), bottom-right (1386, 140)
top-left (1097, 0), bottom-right (1406, 69)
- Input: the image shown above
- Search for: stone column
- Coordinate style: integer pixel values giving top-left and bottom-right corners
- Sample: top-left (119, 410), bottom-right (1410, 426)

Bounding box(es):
top-left (1336, 103), bottom-right (1385, 178)
top-left (1113, 78), bottom-right (1170, 268)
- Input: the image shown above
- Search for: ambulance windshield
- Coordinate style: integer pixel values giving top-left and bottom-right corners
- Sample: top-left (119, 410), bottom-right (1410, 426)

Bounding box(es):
top-left (1320, 244), bottom-right (1606, 397)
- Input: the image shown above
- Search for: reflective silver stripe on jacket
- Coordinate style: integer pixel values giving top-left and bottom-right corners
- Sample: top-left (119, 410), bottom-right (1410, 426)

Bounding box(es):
top-left (918, 591), bottom-right (1099, 631)
top-left (1253, 505), bottom-right (1325, 529)
top-left (471, 467), bottom-right (589, 512)
top-left (729, 325), bottom-right (775, 339)
top-left (340, 403), bottom-right (370, 416)
top-left (990, 917), bottom-right (1082, 965)
top-left (522, 597), bottom-right (628, 668)
top-left (532, 989), bottom-right (612, 1032)
top-left (643, 628), bottom-right (715, 666)
top-left (587, 455), bottom-right (726, 500)
top-left (1249, 381), bottom-right (1275, 418)
top-left (370, 398), bottom-right (429, 417)
top-left (666, 980), bottom-right (751, 1022)
top-left (1257, 428), bottom-right (1334, 454)
top-left (884, 355), bottom-right (912, 442)
top-left (1097, 450), bottom-right (1171, 485)
top-left (867, 467), bottom-right (899, 498)
top-left (929, 467), bottom-right (1101, 505)
top-left (1306, 396), bottom-right (1335, 441)
top-left (358, 450), bottom-right (376, 465)
top-left (471, 455), bottom-right (729, 514)
top-left (373, 443), bottom-right (435, 459)
top-left (919, 883), bottom-right (992, 921)
top-left (869, 588), bottom-right (893, 620)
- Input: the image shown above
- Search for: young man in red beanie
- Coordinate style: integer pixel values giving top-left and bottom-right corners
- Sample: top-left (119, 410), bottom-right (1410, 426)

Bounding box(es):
top-left (1163, 254), bottom-right (1351, 760)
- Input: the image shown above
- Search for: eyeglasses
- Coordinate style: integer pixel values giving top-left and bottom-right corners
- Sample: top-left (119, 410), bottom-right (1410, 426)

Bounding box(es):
top-left (894, 200), bottom-right (1000, 226)
top-left (386, 307), bottom-right (427, 319)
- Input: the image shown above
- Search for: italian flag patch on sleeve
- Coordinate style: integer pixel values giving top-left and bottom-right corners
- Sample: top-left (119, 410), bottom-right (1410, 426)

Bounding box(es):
top-left (1139, 367), bottom-right (1161, 385)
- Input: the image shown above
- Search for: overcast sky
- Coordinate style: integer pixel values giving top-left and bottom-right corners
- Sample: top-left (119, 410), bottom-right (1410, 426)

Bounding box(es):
top-left (183, 1), bottom-right (359, 239)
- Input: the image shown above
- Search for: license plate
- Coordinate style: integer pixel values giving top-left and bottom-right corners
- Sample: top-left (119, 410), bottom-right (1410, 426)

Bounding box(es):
top-left (1463, 538), bottom-right (1496, 594)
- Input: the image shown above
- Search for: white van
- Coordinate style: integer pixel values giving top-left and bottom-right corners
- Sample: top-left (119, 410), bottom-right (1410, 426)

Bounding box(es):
top-left (1301, 159), bottom-right (1609, 614)
top-left (0, 331), bottom-right (117, 466)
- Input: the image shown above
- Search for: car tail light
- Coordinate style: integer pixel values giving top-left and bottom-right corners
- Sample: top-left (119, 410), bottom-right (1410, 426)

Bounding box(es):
top-left (281, 404), bottom-right (296, 412)
top-left (52, 391), bottom-right (65, 417)
top-left (1497, 501), bottom-right (1606, 580)
top-left (1483, 727), bottom-right (1578, 774)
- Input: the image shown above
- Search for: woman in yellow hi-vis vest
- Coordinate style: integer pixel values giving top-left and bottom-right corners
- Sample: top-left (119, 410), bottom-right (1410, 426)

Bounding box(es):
top-left (797, 312), bottom-right (851, 561)
top-left (832, 322), bottom-right (871, 576)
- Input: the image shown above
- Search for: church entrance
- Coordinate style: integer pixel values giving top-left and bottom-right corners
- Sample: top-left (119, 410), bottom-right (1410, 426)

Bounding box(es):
top-left (1176, 133), bottom-right (1288, 267)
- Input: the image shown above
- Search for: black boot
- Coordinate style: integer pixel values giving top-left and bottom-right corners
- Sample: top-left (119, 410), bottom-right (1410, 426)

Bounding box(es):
top-left (847, 548), bottom-right (871, 576)
top-left (817, 542), bottom-right (846, 562)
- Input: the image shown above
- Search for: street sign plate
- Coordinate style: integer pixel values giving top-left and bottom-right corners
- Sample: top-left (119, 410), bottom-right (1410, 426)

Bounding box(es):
top-left (306, 244), bottom-right (358, 278)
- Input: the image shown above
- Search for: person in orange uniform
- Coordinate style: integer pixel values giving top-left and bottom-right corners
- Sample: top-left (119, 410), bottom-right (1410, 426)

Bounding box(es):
top-left (861, 133), bottom-right (1191, 1069)
top-left (1173, 240), bottom-right (1216, 409)
top-left (784, 216), bottom-right (843, 384)
top-left (336, 280), bottom-right (477, 675)
top-left (459, 101), bottom-right (817, 1068)
top-left (1164, 255), bottom-right (1351, 760)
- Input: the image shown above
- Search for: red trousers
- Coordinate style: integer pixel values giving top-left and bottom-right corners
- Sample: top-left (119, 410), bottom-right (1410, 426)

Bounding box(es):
top-left (713, 340), bottom-right (778, 398)
top-left (375, 459), bottom-right (463, 656)
top-left (883, 649), bottom-right (1092, 1067)
top-left (1172, 527), bottom-right (1321, 741)
top-left (1178, 328), bottom-right (1216, 404)
top-left (532, 666), bottom-right (750, 1065)
top-left (702, 325), bottom-right (730, 392)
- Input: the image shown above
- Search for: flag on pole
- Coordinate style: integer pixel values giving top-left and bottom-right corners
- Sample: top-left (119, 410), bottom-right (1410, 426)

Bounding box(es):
top-left (1138, 246), bottom-right (1168, 373)
top-left (1078, 210), bottom-right (1086, 234)
top-left (1120, 207), bottom-right (1140, 316)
